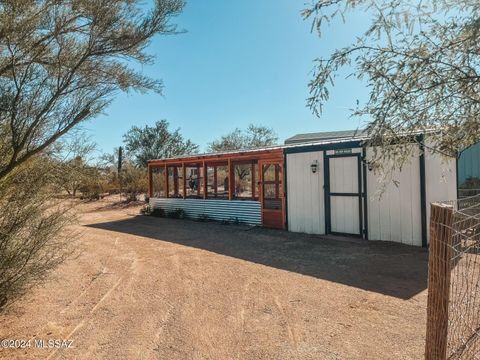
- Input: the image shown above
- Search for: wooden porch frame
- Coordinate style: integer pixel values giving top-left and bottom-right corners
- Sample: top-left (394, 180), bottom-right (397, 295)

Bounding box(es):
top-left (148, 148), bottom-right (284, 203)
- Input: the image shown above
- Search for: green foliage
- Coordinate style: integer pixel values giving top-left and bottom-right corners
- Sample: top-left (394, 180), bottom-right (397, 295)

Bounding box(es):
top-left (303, 1), bottom-right (480, 167)
top-left (150, 207), bottom-right (166, 217)
top-left (167, 208), bottom-right (187, 219)
top-left (119, 163), bottom-right (148, 201)
top-left (197, 213), bottom-right (210, 222)
top-left (140, 204), bottom-right (155, 215)
top-left (52, 135), bottom-right (98, 197)
top-left (221, 217), bottom-right (241, 225)
top-left (0, 0), bottom-right (185, 180)
top-left (207, 124), bottom-right (278, 152)
top-left (98, 148), bottom-right (149, 201)
top-left (0, 157), bottom-right (74, 310)
top-left (78, 167), bottom-right (107, 200)
top-left (123, 120), bottom-right (199, 167)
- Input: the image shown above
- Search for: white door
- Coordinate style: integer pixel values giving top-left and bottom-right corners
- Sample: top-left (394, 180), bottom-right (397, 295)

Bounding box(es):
top-left (328, 155), bottom-right (361, 235)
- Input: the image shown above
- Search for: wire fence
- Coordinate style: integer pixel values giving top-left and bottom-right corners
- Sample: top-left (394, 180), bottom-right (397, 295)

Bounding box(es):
top-left (426, 194), bottom-right (480, 359)
top-left (458, 188), bottom-right (480, 199)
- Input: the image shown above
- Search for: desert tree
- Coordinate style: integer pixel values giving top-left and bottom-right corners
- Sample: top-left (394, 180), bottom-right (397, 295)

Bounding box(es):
top-left (207, 124), bottom-right (278, 152)
top-left (98, 148), bottom-right (148, 201)
top-left (52, 134), bottom-right (97, 197)
top-left (0, 0), bottom-right (184, 180)
top-left (208, 124), bottom-right (278, 184)
top-left (123, 119), bottom-right (199, 167)
top-left (303, 1), bottom-right (480, 170)
top-left (0, 0), bottom-right (184, 309)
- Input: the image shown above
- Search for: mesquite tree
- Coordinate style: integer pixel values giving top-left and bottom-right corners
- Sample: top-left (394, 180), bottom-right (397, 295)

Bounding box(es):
top-left (303, 1), bottom-right (480, 168)
top-left (0, 0), bottom-right (184, 309)
top-left (208, 124), bottom-right (278, 183)
top-left (123, 120), bottom-right (199, 167)
top-left (207, 124), bottom-right (278, 152)
top-left (0, 0), bottom-right (184, 179)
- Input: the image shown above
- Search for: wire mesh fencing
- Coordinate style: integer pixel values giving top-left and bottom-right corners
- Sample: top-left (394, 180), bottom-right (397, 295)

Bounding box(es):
top-left (425, 195), bottom-right (480, 359)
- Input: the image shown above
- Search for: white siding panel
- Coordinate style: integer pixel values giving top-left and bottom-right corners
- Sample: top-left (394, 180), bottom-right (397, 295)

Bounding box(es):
top-left (366, 146), bottom-right (422, 245)
top-left (329, 157), bottom-right (358, 193)
top-left (425, 146), bottom-right (457, 244)
top-left (331, 196), bottom-right (359, 234)
top-left (286, 151), bottom-right (325, 234)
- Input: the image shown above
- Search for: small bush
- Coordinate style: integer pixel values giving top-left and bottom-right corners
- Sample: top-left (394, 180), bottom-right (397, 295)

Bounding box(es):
top-left (0, 158), bottom-right (74, 310)
top-left (167, 208), bottom-right (186, 219)
top-left (220, 217), bottom-right (241, 225)
top-left (140, 204), bottom-right (151, 215)
top-left (150, 208), bottom-right (166, 217)
top-left (126, 192), bottom-right (138, 202)
top-left (197, 213), bottom-right (210, 222)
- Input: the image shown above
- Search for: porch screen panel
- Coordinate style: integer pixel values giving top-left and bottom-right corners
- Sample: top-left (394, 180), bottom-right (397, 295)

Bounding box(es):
top-left (152, 167), bottom-right (166, 197)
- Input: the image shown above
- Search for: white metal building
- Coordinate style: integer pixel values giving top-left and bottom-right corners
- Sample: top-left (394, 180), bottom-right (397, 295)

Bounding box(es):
top-left (284, 130), bottom-right (457, 247)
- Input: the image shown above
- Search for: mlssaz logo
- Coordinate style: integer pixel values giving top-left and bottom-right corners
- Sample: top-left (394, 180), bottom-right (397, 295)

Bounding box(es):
top-left (34, 339), bottom-right (74, 349)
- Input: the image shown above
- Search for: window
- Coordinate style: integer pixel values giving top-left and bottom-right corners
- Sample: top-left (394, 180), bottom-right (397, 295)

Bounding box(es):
top-left (205, 164), bottom-right (229, 199)
top-left (234, 163), bottom-right (252, 199)
top-left (215, 165), bottom-right (229, 198)
top-left (150, 158), bottom-right (275, 203)
top-left (185, 165), bottom-right (203, 198)
top-left (262, 164), bottom-right (282, 209)
top-left (152, 166), bottom-right (166, 197)
top-left (232, 162), bottom-right (258, 200)
top-left (167, 165), bottom-right (183, 198)
top-left (206, 166), bottom-right (216, 197)
top-left (253, 163), bottom-right (259, 199)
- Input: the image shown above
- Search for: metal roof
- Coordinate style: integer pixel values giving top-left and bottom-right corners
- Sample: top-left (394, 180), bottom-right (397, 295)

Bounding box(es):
top-left (147, 146), bottom-right (285, 164)
top-left (149, 128), bottom-right (441, 163)
top-left (284, 129), bottom-right (366, 145)
top-left (147, 135), bottom-right (369, 163)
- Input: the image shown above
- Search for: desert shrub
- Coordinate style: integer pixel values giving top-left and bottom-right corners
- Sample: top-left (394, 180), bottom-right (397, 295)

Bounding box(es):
top-left (51, 136), bottom-right (98, 197)
top-left (78, 168), bottom-right (104, 201)
top-left (151, 208), bottom-right (166, 217)
top-left (197, 214), bottom-right (210, 222)
top-left (0, 157), bottom-right (74, 310)
top-left (221, 217), bottom-right (241, 225)
top-left (167, 208), bottom-right (186, 219)
top-left (140, 204), bottom-right (151, 215)
top-left (121, 164), bottom-right (148, 202)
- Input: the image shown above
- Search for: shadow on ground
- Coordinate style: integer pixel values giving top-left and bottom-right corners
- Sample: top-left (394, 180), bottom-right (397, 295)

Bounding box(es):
top-left (87, 216), bottom-right (428, 300)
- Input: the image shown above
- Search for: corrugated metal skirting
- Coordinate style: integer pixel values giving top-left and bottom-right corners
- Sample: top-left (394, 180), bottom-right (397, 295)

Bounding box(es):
top-left (149, 198), bottom-right (261, 225)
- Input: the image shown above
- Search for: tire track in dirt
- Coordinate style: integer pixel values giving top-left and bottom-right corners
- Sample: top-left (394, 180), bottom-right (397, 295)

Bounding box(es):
top-left (46, 233), bottom-right (139, 360)
top-left (232, 272), bottom-right (299, 357)
top-left (46, 274), bottom-right (126, 360)
top-left (274, 295), bottom-right (299, 350)
top-left (59, 266), bottom-right (109, 315)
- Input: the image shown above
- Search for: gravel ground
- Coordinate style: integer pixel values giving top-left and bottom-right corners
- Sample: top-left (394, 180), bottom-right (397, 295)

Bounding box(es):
top-left (0, 197), bottom-right (428, 359)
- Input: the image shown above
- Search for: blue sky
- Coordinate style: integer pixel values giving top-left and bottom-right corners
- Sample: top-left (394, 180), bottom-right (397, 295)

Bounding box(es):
top-left (84, 0), bottom-right (370, 154)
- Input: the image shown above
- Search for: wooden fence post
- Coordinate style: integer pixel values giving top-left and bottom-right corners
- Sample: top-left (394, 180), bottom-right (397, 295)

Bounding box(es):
top-left (425, 203), bottom-right (454, 360)
top-left (148, 164), bottom-right (153, 198)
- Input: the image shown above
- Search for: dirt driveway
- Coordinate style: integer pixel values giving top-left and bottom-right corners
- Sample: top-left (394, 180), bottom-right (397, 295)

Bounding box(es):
top-left (0, 199), bottom-right (428, 359)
